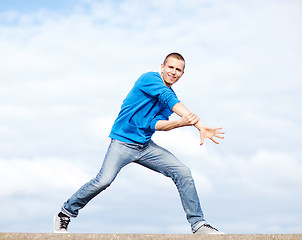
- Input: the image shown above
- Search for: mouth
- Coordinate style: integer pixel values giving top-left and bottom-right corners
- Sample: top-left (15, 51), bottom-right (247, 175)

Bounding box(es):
top-left (167, 74), bottom-right (176, 80)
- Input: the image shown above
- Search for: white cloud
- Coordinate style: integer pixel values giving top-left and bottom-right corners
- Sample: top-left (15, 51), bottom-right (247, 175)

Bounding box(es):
top-left (239, 150), bottom-right (302, 198)
top-left (0, 157), bottom-right (91, 197)
top-left (0, 104), bottom-right (38, 118)
top-left (90, 115), bottom-right (116, 138)
top-left (0, 0), bottom-right (301, 234)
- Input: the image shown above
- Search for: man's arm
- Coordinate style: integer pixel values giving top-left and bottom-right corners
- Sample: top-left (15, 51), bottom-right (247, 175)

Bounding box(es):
top-left (155, 113), bottom-right (200, 131)
top-left (156, 102), bottom-right (225, 145)
top-left (171, 102), bottom-right (204, 131)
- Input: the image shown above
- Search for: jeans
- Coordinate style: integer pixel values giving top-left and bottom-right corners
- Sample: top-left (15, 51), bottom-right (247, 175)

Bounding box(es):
top-left (62, 139), bottom-right (206, 232)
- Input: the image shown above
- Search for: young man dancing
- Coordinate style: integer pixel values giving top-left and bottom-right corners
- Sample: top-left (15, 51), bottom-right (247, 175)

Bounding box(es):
top-left (54, 53), bottom-right (225, 234)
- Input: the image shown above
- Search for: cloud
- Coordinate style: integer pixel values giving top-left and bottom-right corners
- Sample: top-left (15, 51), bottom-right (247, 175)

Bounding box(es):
top-left (0, 0), bottom-right (301, 234)
top-left (0, 157), bottom-right (91, 197)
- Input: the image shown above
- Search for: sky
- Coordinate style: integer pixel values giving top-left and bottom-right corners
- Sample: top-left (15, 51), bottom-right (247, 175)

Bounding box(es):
top-left (0, 0), bottom-right (301, 234)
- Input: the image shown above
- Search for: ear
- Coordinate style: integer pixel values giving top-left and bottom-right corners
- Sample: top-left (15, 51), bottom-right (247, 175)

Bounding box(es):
top-left (180, 70), bottom-right (184, 78)
top-left (160, 63), bottom-right (164, 73)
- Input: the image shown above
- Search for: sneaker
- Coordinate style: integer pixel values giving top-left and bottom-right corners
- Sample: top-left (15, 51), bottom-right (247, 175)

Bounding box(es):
top-left (194, 223), bottom-right (225, 234)
top-left (54, 212), bottom-right (70, 233)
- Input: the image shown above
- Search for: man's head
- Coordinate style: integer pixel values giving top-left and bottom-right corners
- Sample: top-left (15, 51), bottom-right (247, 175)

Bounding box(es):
top-left (160, 52), bottom-right (185, 88)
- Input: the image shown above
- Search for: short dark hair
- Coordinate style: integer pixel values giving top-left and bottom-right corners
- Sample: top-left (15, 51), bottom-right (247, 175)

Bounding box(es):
top-left (163, 52), bottom-right (185, 68)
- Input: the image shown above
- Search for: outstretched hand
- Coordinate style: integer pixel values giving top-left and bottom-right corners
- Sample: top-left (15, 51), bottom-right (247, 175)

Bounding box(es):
top-left (198, 124), bottom-right (225, 145)
top-left (180, 113), bottom-right (225, 145)
top-left (171, 103), bottom-right (225, 145)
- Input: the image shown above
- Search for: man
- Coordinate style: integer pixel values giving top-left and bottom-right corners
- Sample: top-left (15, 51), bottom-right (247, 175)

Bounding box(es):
top-left (54, 53), bottom-right (225, 234)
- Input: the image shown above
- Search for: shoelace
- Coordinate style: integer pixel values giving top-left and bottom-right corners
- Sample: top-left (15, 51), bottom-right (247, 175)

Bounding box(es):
top-left (202, 224), bottom-right (218, 231)
top-left (60, 216), bottom-right (70, 229)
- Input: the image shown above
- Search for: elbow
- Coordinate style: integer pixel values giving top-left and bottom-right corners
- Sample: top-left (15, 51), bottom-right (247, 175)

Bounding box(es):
top-left (154, 122), bottom-right (164, 131)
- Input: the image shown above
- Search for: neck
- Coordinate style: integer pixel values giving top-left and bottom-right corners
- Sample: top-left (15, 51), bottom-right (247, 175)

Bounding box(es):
top-left (160, 73), bottom-right (171, 88)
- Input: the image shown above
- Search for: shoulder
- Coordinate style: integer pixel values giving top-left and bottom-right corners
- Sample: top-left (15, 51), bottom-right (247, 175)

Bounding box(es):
top-left (139, 72), bottom-right (161, 80)
top-left (137, 72), bottom-right (163, 84)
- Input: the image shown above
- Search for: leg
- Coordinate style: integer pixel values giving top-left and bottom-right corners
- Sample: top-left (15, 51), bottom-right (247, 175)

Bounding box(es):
top-left (61, 139), bottom-right (136, 217)
top-left (136, 141), bottom-right (206, 231)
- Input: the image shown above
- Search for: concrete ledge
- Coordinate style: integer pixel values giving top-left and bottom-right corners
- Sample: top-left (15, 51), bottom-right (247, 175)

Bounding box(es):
top-left (0, 233), bottom-right (301, 240)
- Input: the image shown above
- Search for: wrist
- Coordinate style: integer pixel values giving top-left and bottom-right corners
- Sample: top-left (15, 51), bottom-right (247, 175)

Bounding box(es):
top-left (194, 121), bottom-right (205, 131)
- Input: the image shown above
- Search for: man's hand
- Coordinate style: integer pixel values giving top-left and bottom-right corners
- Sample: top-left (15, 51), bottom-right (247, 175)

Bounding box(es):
top-left (180, 113), bottom-right (200, 126)
top-left (197, 123), bottom-right (225, 145)
top-left (180, 114), bottom-right (225, 145)
top-left (171, 102), bottom-right (225, 145)
top-left (155, 113), bottom-right (200, 131)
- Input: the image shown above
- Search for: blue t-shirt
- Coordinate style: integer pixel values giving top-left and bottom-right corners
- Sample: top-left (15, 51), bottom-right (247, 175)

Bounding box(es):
top-left (109, 72), bottom-right (180, 144)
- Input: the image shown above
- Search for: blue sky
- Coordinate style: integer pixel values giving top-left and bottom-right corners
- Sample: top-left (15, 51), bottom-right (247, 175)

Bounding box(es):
top-left (0, 0), bottom-right (301, 234)
top-left (0, 0), bottom-right (74, 12)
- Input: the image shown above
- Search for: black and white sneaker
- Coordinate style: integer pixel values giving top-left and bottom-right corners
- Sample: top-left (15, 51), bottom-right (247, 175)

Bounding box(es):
top-left (194, 223), bottom-right (225, 234)
top-left (54, 212), bottom-right (70, 233)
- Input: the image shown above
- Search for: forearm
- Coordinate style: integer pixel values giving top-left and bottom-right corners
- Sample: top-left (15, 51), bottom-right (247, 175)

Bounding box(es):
top-left (155, 119), bottom-right (183, 131)
top-left (172, 102), bottom-right (191, 117)
top-left (155, 102), bottom-right (203, 131)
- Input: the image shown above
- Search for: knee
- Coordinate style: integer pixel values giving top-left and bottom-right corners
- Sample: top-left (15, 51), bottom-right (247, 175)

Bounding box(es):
top-left (175, 165), bottom-right (193, 182)
top-left (91, 174), bottom-right (114, 191)
top-left (180, 165), bottom-right (192, 178)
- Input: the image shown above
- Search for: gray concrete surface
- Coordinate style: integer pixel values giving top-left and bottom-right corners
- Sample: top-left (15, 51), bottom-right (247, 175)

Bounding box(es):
top-left (0, 233), bottom-right (301, 240)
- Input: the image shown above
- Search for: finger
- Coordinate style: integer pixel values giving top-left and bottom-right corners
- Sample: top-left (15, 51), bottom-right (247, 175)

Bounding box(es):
top-left (213, 127), bottom-right (224, 133)
top-left (187, 113), bottom-right (195, 119)
top-left (188, 114), bottom-right (198, 121)
top-left (210, 137), bottom-right (219, 144)
top-left (214, 135), bottom-right (224, 139)
top-left (191, 117), bottom-right (200, 125)
top-left (200, 133), bottom-right (205, 146)
top-left (188, 115), bottom-right (199, 125)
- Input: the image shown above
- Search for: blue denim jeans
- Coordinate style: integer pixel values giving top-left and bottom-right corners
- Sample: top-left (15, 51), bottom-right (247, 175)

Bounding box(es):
top-left (62, 139), bottom-right (206, 232)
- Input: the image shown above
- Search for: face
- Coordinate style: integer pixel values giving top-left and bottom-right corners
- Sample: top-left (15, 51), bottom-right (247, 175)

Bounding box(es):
top-left (160, 57), bottom-right (185, 88)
